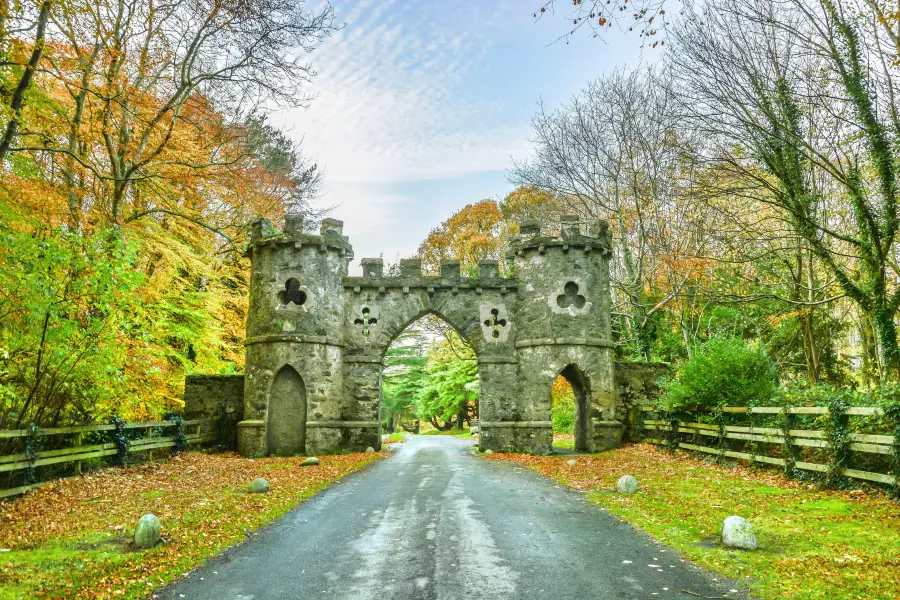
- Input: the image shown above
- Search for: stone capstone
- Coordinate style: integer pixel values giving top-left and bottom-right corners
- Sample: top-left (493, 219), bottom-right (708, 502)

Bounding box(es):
top-left (721, 516), bottom-right (758, 550)
top-left (248, 478), bottom-right (270, 493)
top-left (133, 513), bottom-right (161, 549)
top-left (365, 447), bottom-right (375, 453)
top-left (483, 449), bottom-right (493, 455)
top-left (301, 457), bottom-right (320, 466)
top-left (567, 459), bottom-right (578, 466)
top-left (616, 475), bottom-right (638, 494)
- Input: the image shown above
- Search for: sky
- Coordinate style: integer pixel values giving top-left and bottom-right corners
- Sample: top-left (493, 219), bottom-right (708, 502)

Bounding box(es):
top-left (275, 0), bottom-right (651, 273)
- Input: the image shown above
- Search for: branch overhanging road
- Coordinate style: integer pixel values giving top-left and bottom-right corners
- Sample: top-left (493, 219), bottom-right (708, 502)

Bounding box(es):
top-left (155, 436), bottom-right (749, 600)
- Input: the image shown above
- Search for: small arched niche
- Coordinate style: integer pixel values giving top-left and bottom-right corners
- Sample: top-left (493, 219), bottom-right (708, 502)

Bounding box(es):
top-left (267, 365), bottom-right (307, 456)
top-left (551, 365), bottom-right (591, 452)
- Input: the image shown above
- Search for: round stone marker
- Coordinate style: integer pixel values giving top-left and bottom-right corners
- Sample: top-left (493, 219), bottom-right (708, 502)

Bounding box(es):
top-left (483, 449), bottom-right (493, 455)
top-left (567, 459), bottom-right (578, 466)
top-left (365, 447), bottom-right (375, 453)
top-left (721, 516), bottom-right (758, 550)
top-left (248, 478), bottom-right (270, 493)
top-left (301, 457), bottom-right (320, 466)
top-left (133, 513), bottom-right (161, 549)
top-left (616, 475), bottom-right (639, 494)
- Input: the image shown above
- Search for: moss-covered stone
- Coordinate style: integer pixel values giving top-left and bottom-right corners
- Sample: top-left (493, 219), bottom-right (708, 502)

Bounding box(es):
top-left (193, 214), bottom-right (633, 457)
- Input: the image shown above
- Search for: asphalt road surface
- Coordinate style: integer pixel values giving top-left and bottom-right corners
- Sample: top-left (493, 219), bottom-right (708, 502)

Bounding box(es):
top-left (156, 436), bottom-right (747, 600)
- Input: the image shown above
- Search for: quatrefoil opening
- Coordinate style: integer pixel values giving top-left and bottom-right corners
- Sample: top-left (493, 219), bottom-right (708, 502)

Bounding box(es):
top-left (279, 278), bottom-right (307, 306)
top-left (354, 307), bottom-right (378, 337)
top-left (557, 281), bottom-right (587, 310)
top-left (483, 308), bottom-right (508, 339)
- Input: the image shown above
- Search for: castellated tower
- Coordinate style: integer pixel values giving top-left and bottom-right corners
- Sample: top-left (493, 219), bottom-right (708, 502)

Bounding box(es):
top-left (238, 215), bottom-right (352, 457)
top-left (508, 215), bottom-right (619, 453)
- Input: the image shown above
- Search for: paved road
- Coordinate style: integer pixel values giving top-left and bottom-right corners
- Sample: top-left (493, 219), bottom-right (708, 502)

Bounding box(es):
top-left (156, 436), bottom-right (746, 600)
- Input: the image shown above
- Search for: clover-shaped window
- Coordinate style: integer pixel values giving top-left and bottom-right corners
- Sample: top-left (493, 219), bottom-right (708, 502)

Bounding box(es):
top-left (557, 281), bottom-right (586, 309)
top-left (279, 278), bottom-right (307, 306)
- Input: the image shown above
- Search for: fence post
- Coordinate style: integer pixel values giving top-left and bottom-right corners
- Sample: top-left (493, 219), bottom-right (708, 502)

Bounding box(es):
top-left (74, 432), bottom-right (83, 475)
top-left (146, 425), bottom-right (153, 463)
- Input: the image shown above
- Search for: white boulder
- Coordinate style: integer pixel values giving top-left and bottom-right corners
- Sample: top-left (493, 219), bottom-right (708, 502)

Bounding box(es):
top-left (616, 475), bottom-right (639, 494)
top-left (721, 516), bottom-right (758, 550)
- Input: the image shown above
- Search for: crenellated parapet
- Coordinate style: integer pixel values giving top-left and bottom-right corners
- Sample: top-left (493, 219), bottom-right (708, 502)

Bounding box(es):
top-left (343, 257), bottom-right (517, 293)
top-left (508, 215), bottom-right (613, 258)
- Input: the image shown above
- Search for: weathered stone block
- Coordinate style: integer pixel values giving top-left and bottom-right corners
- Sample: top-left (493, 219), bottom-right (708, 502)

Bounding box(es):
top-left (237, 420), bottom-right (266, 457)
top-left (592, 420), bottom-right (624, 452)
top-left (183, 374), bottom-right (245, 448)
top-left (614, 361), bottom-right (670, 439)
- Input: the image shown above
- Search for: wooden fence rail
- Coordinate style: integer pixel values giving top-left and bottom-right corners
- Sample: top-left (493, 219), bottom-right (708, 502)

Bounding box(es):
top-left (640, 406), bottom-right (897, 488)
top-left (0, 419), bottom-right (215, 499)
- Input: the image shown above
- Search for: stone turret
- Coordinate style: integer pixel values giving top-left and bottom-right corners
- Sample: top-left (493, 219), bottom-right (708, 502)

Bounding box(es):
top-left (508, 215), bottom-right (619, 452)
top-left (238, 215), bottom-right (353, 457)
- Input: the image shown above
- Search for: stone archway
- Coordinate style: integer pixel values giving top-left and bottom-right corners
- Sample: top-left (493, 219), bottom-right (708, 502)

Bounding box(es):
top-left (267, 365), bottom-right (307, 456)
top-left (378, 310), bottom-right (481, 433)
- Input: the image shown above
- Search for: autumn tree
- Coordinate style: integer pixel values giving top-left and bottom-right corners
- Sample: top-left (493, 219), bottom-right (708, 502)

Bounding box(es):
top-left (511, 67), bottom-right (711, 359)
top-left (670, 0), bottom-right (900, 378)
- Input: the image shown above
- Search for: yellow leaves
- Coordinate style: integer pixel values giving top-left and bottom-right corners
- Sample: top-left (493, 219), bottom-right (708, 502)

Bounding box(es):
top-left (418, 200), bottom-right (504, 274)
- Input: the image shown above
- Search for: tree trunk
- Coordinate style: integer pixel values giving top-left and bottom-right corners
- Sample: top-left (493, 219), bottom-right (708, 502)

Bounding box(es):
top-left (873, 306), bottom-right (900, 380)
top-left (0, 0), bottom-right (52, 162)
top-left (860, 312), bottom-right (879, 387)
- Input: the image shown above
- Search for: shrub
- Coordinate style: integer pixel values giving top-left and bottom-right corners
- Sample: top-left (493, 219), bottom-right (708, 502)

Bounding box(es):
top-left (663, 337), bottom-right (777, 410)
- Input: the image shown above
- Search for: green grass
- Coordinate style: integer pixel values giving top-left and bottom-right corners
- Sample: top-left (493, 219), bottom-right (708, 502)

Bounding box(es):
top-left (384, 432), bottom-right (407, 443)
top-left (487, 444), bottom-right (900, 600)
top-left (420, 427), bottom-right (471, 437)
top-left (552, 437), bottom-right (575, 450)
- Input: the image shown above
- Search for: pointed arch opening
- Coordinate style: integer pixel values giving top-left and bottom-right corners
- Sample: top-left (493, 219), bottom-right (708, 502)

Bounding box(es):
top-left (267, 365), bottom-right (307, 456)
top-left (381, 313), bottom-right (479, 437)
top-left (551, 364), bottom-right (591, 453)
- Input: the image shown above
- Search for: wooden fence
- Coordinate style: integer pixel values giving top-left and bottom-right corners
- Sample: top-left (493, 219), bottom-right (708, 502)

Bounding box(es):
top-left (641, 405), bottom-right (898, 487)
top-left (0, 419), bottom-right (214, 498)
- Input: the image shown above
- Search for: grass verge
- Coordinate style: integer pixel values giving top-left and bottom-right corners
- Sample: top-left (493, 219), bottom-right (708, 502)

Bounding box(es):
top-left (484, 443), bottom-right (900, 600)
top-left (383, 432), bottom-right (407, 444)
top-left (420, 427), bottom-right (472, 437)
top-left (0, 450), bottom-right (384, 600)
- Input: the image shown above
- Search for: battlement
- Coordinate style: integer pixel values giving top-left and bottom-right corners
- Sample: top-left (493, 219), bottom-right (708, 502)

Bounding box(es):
top-left (244, 214), bottom-right (353, 257)
top-left (343, 257), bottom-right (516, 291)
top-left (509, 215), bottom-right (612, 257)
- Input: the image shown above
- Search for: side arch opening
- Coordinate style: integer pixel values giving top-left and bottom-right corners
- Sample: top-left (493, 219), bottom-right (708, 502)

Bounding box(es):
top-left (551, 365), bottom-right (591, 453)
top-left (267, 365), bottom-right (307, 456)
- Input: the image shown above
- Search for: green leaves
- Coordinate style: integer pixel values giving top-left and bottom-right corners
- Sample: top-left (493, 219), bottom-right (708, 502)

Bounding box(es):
top-left (0, 205), bottom-right (146, 428)
top-left (663, 337), bottom-right (777, 410)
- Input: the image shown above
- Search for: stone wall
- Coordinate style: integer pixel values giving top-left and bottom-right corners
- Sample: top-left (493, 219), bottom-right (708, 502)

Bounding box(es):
top-left (613, 361), bottom-right (671, 440)
top-left (183, 374), bottom-right (245, 448)
top-left (184, 362), bottom-right (669, 452)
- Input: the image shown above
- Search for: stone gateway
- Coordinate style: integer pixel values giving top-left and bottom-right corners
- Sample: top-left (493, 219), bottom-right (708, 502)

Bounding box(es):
top-left (217, 213), bottom-right (625, 456)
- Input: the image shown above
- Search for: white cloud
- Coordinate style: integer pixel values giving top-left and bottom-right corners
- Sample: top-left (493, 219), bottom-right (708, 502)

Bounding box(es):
top-left (275, 0), bottom-right (531, 185)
